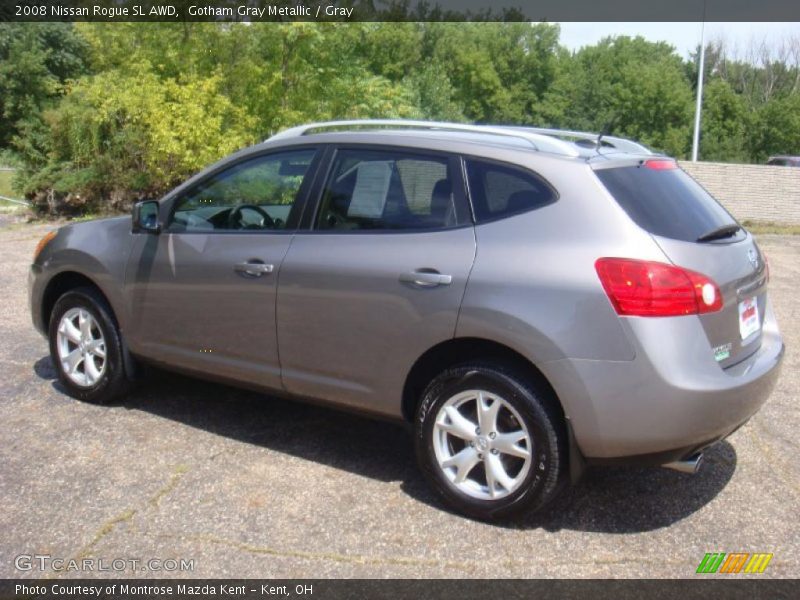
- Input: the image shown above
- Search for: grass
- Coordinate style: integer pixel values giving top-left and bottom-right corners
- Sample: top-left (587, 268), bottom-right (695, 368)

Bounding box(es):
top-left (0, 170), bottom-right (16, 195)
top-left (742, 220), bottom-right (800, 235)
top-left (69, 212), bottom-right (105, 222)
top-left (0, 170), bottom-right (26, 209)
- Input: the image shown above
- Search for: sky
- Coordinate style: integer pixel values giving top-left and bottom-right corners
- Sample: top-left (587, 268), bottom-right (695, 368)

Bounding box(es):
top-left (557, 22), bottom-right (800, 58)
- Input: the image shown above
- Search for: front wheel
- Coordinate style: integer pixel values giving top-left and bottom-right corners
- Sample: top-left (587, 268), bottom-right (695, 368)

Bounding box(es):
top-left (414, 362), bottom-right (567, 520)
top-left (48, 287), bottom-right (131, 404)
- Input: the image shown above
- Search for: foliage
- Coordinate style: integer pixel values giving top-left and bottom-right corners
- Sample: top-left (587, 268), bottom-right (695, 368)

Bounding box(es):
top-left (1, 22), bottom-right (798, 215)
top-left (545, 36), bottom-right (694, 156)
top-left (751, 93), bottom-right (800, 161)
top-left (699, 79), bottom-right (751, 162)
top-left (0, 23), bottom-right (88, 148)
top-left (0, 170), bottom-right (15, 198)
top-left (19, 65), bottom-right (255, 210)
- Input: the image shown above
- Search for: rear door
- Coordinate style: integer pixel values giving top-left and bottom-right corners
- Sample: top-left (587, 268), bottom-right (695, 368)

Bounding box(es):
top-left (276, 146), bottom-right (476, 416)
top-left (594, 159), bottom-right (768, 367)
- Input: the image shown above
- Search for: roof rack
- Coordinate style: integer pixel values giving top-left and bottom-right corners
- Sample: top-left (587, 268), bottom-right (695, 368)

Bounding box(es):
top-left (267, 119), bottom-right (582, 158)
top-left (507, 126), bottom-right (654, 155)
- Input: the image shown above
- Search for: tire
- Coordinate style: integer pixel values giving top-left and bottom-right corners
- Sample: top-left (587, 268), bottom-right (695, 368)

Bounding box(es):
top-left (414, 362), bottom-right (567, 520)
top-left (48, 286), bottom-right (132, 404)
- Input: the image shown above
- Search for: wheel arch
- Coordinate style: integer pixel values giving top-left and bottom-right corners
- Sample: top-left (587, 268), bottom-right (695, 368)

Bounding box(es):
top-left (41, 271), bottom-right (117, 331)
top-left (403, 336), bottom-right (586, 483)
top-left (402, 337), bottom-right (564, 423)
top-left (42, 270), bottom-right (140, 381)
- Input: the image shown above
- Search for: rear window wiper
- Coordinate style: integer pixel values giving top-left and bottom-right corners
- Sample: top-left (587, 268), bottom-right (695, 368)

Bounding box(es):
top-left (696, 224), bottom-right (742, 242)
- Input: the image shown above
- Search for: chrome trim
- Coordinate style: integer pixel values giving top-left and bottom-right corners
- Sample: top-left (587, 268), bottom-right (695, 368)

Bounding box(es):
top-left (267, 119), bottom-right (582, 158)
top-left (506, 126), bottom-right (654, 155)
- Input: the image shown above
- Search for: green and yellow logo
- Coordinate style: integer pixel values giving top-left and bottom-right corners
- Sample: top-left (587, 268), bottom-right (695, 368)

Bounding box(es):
top-left (696, 552), bottom-right (773, 574)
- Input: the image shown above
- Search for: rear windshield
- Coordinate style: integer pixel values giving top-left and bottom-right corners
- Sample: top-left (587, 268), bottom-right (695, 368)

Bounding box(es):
top-left (595, 164), bottom-right (739, 243)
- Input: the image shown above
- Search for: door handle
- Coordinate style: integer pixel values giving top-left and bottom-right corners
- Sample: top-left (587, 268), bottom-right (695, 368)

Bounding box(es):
top-left (234, 261), bottom-right (274, 277)
top-left (400, 270), bottom-right (453, 288)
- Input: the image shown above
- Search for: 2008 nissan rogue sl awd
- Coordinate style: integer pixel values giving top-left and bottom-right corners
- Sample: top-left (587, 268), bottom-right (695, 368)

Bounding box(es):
top-left (29, 120), bottom-right (784, 520)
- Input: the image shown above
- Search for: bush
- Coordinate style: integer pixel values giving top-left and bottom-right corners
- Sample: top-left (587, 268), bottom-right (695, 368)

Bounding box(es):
top-left (19, 63), bottom-right (256, 215)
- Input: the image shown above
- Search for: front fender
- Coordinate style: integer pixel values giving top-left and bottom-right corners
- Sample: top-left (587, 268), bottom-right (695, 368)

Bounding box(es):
top-left (32, 217), bottom-right (135, 332)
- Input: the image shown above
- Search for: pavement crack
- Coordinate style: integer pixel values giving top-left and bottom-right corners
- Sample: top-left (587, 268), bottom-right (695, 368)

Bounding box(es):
top-left (155, 534), bottom-right (753, 574)
top-left (150, 464), bottom-right (189, 508)
top-left (156, 533), bottom-right (473, 573)
top-left (74, 508), bottom-right (137, 561)
top-left (68, 465), bottom-right (189, 566)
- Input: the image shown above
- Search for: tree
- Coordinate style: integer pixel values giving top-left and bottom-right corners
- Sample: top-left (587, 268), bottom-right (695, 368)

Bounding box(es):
top-left (423, 23), bottom-right (561, 123)
top-left (19, 64), bottom-right (256, 210)
top-left (7, 22), bottom-right (798, 215)
top-left (0, 23), bottom-right (88, 147)
top-left (549, 36), bottom-right (694, 156)
top-left (751, 93), bottom-right (800, 161)
top-left (698, 79), bottom-right (751, 162)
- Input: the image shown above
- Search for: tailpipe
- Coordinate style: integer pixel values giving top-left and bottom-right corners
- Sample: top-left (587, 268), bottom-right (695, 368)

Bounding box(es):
top-left (662, 453), bottom-right (703, 474)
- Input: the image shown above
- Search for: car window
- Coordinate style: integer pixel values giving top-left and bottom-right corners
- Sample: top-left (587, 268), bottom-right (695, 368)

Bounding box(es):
top-left (315, 149), bottom-right (458, 231)
top-left (465, 159), bottom-right (557, 222)
top-left (595, 163), bottom-right (740, 243)
top-left (169, 149), bottom-right (316, 232)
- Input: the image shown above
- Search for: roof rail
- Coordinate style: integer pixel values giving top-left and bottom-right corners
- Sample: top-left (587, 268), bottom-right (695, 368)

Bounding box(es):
top-left (507, 126), bottom-right (654, 155)
top-left (267, 119), bottom-right (581, 158)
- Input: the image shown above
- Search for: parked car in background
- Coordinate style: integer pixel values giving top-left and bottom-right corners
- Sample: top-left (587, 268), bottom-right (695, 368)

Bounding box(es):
top-left (767, 155), bottom-right (800, 167)
top-left (28, 120), bottom-right (784, 520)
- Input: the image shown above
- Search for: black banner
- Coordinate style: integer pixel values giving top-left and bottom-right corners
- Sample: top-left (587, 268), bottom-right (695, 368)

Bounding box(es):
top-left (1, 579), bottom-right (798, 600)
top-left (1, 0), bottom-right (800, 23)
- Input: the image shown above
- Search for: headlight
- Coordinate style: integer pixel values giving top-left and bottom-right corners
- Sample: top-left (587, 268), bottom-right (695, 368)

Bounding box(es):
top-left (33, 230), bottom-right (57, 263)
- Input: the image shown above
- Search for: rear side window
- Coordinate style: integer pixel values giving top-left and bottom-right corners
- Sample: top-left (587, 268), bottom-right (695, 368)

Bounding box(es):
top-left (595, 164), bottom-right (739, 243)
top-left (316, 149), bottom-right (462, 231)
top-left (465, 159), bottom-right (557, 222)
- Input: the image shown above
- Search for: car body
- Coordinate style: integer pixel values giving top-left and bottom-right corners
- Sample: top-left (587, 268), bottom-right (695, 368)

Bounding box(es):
top-left (767, 156), bottom-right (800, 167)
top-left (29, 120), bottom-right (784, 519)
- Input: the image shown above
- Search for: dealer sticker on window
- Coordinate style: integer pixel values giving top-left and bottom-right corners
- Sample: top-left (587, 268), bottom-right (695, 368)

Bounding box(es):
top-left (739, 296), bottom-right (760, 340)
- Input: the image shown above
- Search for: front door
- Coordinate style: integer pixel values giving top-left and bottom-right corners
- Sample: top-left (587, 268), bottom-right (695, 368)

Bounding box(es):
top-left (277, 147), bottom-right (476, 416)
top-left (126, 147), bottom-right (319, 389)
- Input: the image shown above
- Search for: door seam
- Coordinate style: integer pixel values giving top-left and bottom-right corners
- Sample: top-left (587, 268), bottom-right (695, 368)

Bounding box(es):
top-left (454, 225), bottom-right (478, 338)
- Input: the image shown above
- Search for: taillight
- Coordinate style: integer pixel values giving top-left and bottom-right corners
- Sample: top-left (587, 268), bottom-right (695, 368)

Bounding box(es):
top-left (595, 258), bottom-right (723, 317)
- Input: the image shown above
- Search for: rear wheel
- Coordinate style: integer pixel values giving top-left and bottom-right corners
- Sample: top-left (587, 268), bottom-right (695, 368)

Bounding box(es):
top-left (48, 287), bottom-right (131, 404)
top-left (414, 362), bottom-right (567, 520)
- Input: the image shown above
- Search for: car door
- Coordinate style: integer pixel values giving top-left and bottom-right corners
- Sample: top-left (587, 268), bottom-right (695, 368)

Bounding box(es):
top-left (125, 147), bottom-right (320, 389)
top-left (276, 146), bottom-right (477, 417)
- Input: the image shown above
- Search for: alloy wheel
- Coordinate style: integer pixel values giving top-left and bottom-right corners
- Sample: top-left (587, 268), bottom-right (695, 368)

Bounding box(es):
top-left (432, 389), bottom-right (533, 500)
top-left (56, 307), bottom-right (107, 387)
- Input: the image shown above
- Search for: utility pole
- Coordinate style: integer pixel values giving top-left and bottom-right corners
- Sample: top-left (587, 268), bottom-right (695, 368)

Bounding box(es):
top-left (691, 6), bottom-right (707, 162)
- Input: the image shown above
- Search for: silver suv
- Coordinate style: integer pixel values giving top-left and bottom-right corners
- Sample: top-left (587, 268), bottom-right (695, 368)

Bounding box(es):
top-left (29, 120), bottom-right (784, 520)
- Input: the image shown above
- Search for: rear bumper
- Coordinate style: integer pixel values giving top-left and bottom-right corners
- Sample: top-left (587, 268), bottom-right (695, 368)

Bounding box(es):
top-left (541, 298), bottom-right (784, 460)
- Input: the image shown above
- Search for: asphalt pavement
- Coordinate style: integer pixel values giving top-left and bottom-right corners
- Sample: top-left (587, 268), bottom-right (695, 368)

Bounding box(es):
top-left (0, 217), bottom-right (797, 578)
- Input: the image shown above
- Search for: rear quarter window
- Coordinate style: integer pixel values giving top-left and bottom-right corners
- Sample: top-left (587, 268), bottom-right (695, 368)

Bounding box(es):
top-left (594, 163), bottom-right (740, 243)
top-left (465, 159), bottom-right (557, 223)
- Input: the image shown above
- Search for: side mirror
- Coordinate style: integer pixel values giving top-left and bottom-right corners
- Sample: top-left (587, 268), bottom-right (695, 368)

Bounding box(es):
top-left (132, 200), bottom-right (161, 234)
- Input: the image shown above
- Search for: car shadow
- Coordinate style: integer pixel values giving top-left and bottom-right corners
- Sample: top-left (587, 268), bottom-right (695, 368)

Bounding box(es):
top-left (33, 356), bottom-right (737, 533)
top-left (504, 441), bottom-right (737, 533)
